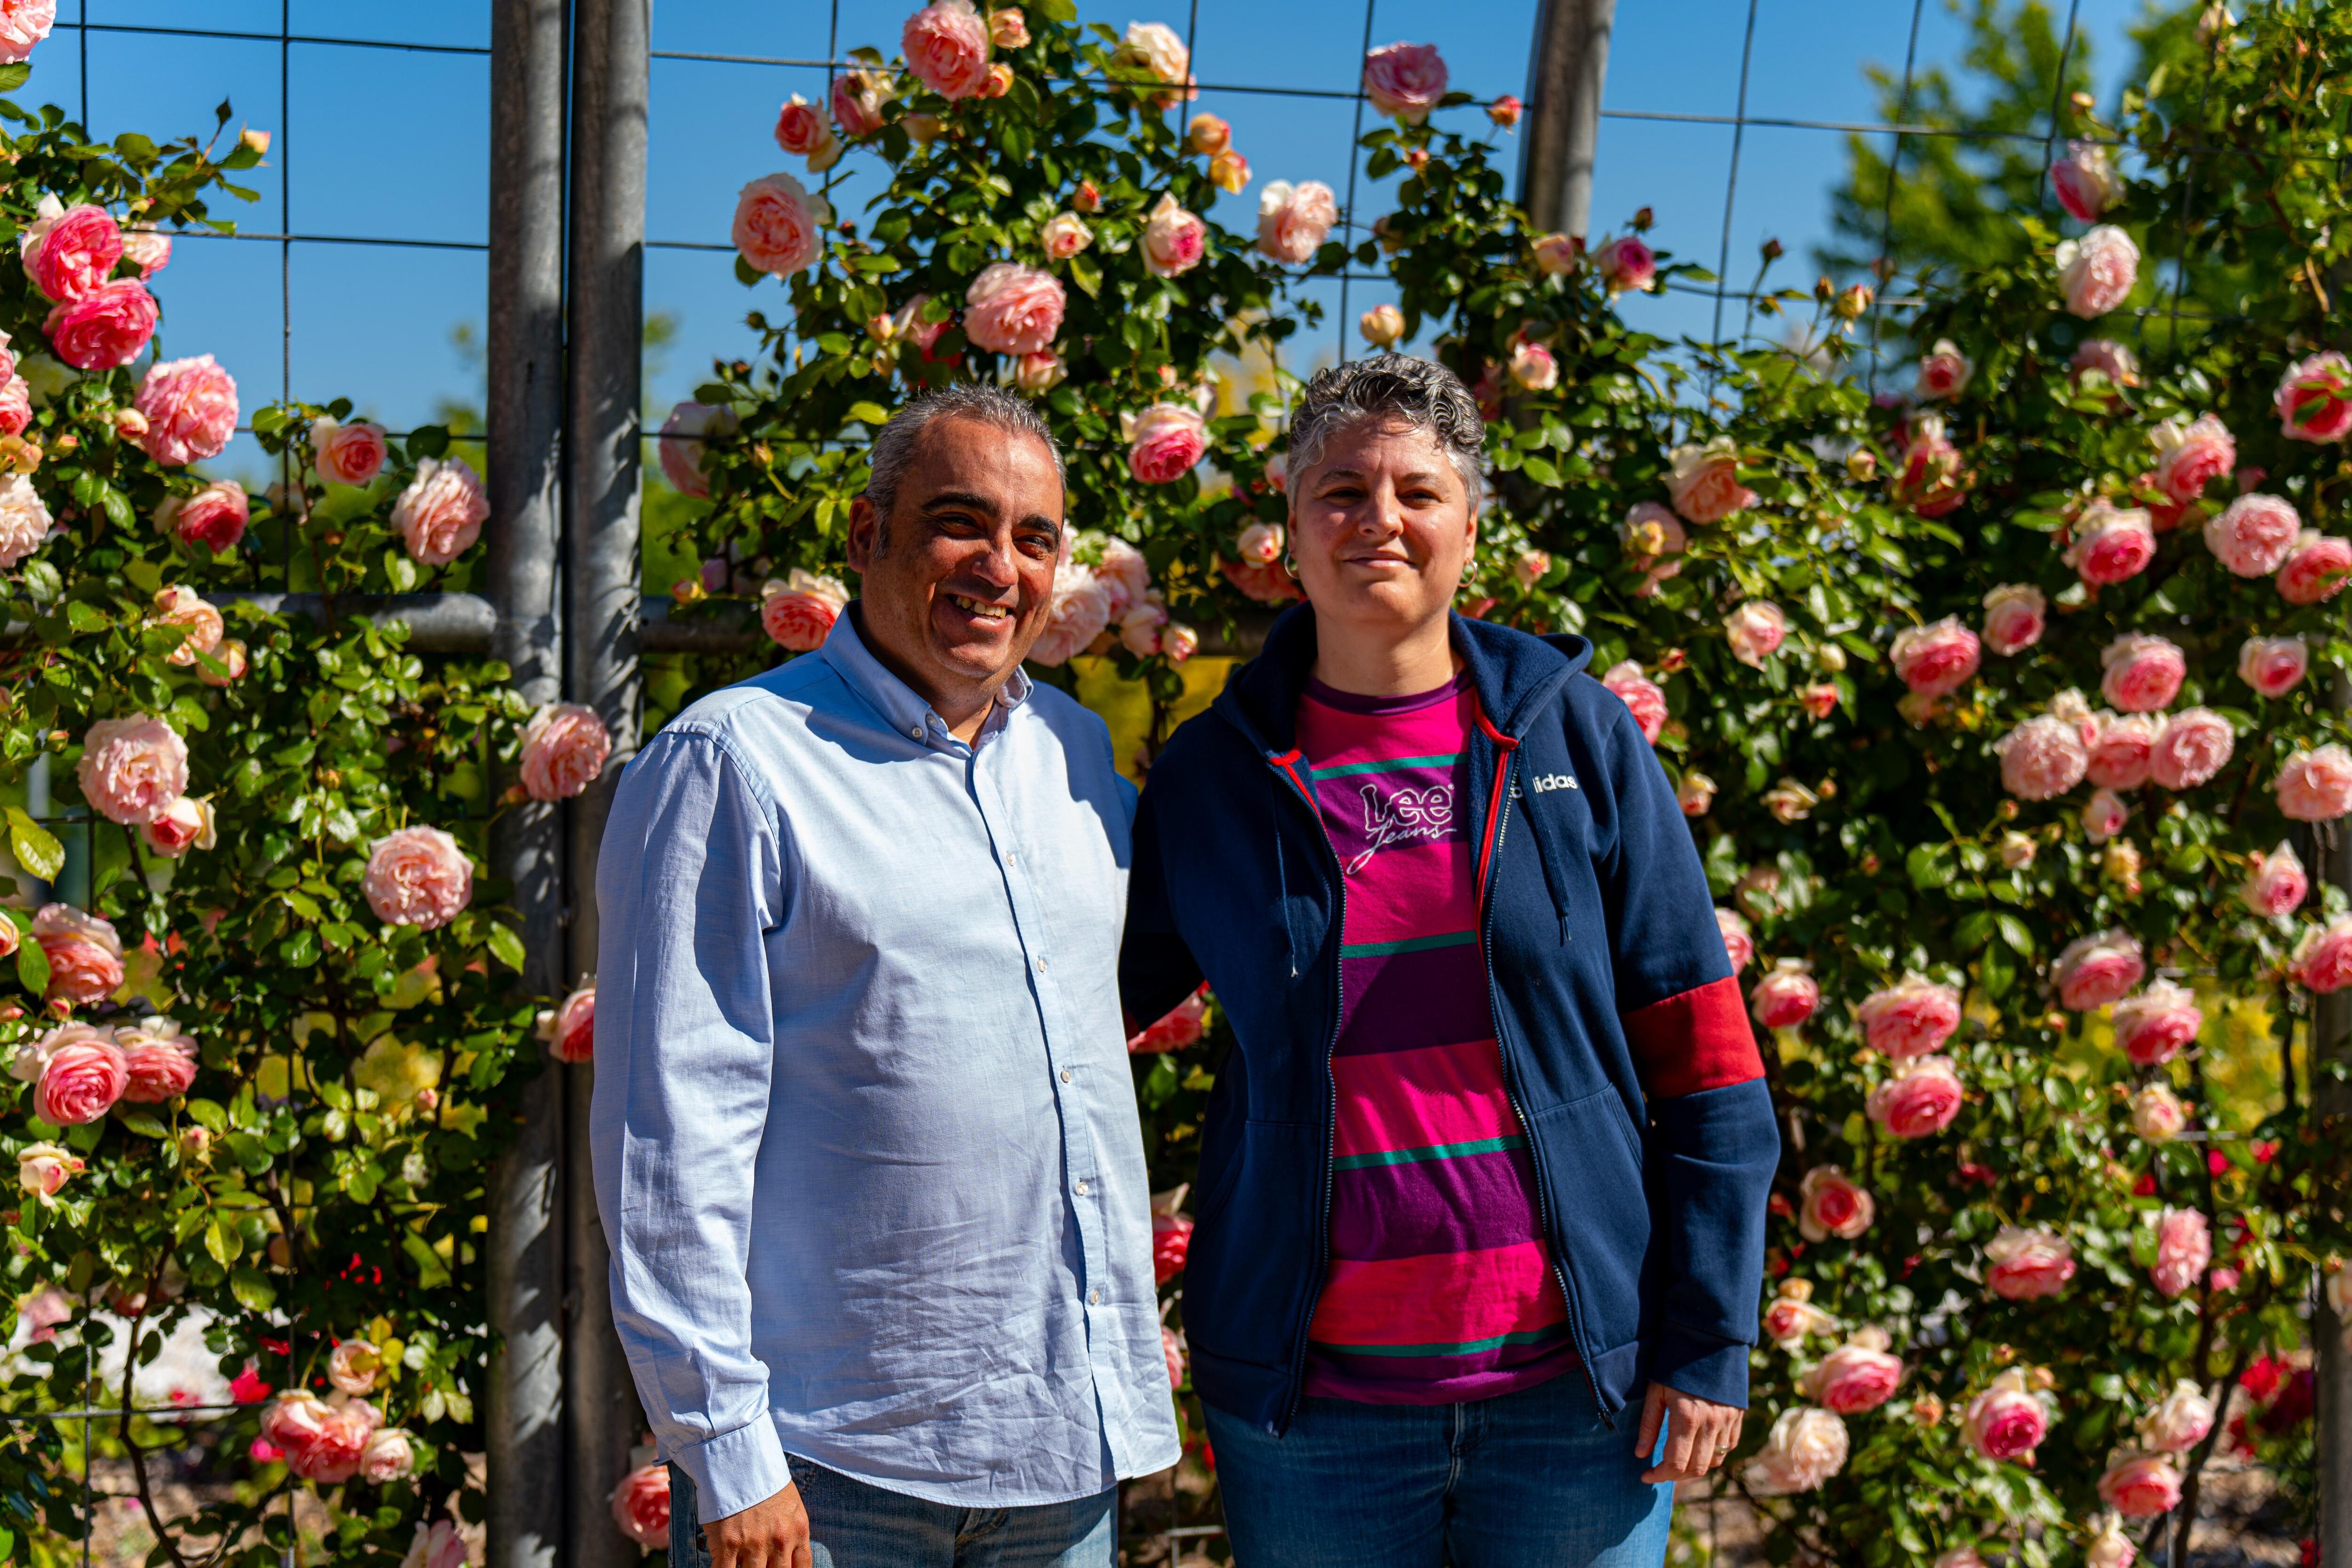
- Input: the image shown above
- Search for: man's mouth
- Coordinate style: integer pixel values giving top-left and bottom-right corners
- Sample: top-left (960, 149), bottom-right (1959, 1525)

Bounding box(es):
top-left (946, 592), bottom-right (1013, 621)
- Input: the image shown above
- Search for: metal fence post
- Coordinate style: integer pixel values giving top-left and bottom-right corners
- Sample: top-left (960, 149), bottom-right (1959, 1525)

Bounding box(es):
top-left (566, 0), bottom-right (650, 1561)
top-left (483, 0), bottom-right (568, 1564)
top-left (1518, 0), bottom-right (1617, 237)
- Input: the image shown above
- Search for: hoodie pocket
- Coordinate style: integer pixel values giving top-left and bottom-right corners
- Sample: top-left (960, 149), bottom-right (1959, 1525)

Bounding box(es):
top-left (1526, 1088), bottom-right (1654, 1359)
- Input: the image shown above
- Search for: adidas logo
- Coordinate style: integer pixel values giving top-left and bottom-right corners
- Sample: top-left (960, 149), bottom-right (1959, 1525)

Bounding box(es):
top-left (1530, 773), bottom-right (1579, 793)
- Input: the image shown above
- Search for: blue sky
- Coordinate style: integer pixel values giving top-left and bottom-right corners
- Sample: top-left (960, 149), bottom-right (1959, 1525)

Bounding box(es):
top-left (22, 0), bottom-right (2161, 480)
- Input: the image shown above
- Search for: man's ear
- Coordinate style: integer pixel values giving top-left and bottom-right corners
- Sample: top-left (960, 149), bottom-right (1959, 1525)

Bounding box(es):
top-left (845, 494), bottom-right (881, 574)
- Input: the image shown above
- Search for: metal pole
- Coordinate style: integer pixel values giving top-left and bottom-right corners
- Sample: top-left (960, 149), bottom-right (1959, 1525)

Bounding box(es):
top-left (1517, 0), bottom-right (1616, 237)
top-left (566, 1), bottom-right (649, 1561)
top-left (483, 1), bottom-right (568, 1565)
top-left (2320, 681), bottom-right (2352, 1568)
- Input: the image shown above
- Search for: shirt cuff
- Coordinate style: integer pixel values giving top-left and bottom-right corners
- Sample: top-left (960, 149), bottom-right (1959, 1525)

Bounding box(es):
top-left (671, 1413), bottom-right (792, 1523)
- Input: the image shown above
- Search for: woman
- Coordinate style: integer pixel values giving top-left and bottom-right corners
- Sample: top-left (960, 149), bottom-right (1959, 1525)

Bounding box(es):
top-left (1121, 356), bottom-right (1778, 1567)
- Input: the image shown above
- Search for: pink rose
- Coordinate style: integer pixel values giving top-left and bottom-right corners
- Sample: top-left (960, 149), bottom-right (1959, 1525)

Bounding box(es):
top-left (1796, 1165), bottom-right (1874, 1242)
top-left (1359, 303), bottom-right (1406, 348)
top-left (2292, 917), bottom-right (2352, 994)
top-left (2099, 1453), bottom-right (2184, 1518)
top-left (758, 569), bottom-right (848, 653)
top-left (1141, 193), bottom-right (1208, 278)
top-left (37, 1033), bottom-right (125, 1124)
top-left (17, 1141), bottom-right (79, 1199)
top-left (134, 355), bottom-right (238, 467)
top-left (2087, 1520), bottom-right (2137, 1568)
top-left (404, 1521), bottom-right (469, 1568)
top-left (1963, 1370), bottom-right (2049, 1461)
top-left (1740, 1407), bottom-right (1849, 1496)
top-left (2132, 1082), bottom-right (2187, 1140)
top-left (1162, 1324), bottom-right (1186, 1389)
top-left (2111, 980), bottom-right (2201, 1067)
top-left (2150, 412), bottom-right (2234, 505)
top-left (610, 1463), bottom-right (671, 1548)
top-left (773, 93), bottom-right (833, 158)
top-left (260, 1391), bottom-right (331, 1467)
top-left (1600, 661), bottom-right (1666, 744)
top-left (519, 703), bottom-right (612, 802)
top-left (2085, 712), bottom-right (2158, 790)
top-left (657, 401), bottom-right (736, 499)
top-left (1717, 909), bottom-right (1753, 973)
top-left (1889, 414), bottom-right (1968, 516)
top-left (2148, 708), bottom-right (2233, 791)
top-left (2065, 499), bottom-right (2156, 586)
top-left (1750, 961), bottom-right (1819, 1030)
top-left (963, 262), bottom-right (1065, 356)
top-left (2275, 350), bottom-right (2352, 443)
top-left (1027, 562), bottom-right (1115, 667)
top-left (358, 1427), bottom-right (415, 1485)
top-left (1994, 714), bottom-right (2089, 801)
top-left (1113, 22), bottom-right (1194, 106)
top-left (76, 713), bottom-right (188, 826)
top-left (1530, 232), bottom-right (1578, 275)
top-left (1621, 501), bottom-right (1685, 570)
top-left (42, 279), bottom-right (157, 369)
top-left (328, 1339), bottom-right (381, 1396)
top-left (1760, 1282), bottom-right (1836, 1347)
top-left (1980, 583), bottom-right (2047, 656)
top-left (117, 1018), bottom-right (198, 1103)
top-left (2082, 785), bottom-right (2131, 843)
top-left (542, 980), bottom-right (596, 1063)
top-left (1012, 350), bottom-right (1065, 393)
top-left (831, 70), bottom-right (892, 138)
top-left (1128, 986), bottom-right (1208, 1053)
top-left (33, 906), bottom-right (122, 1007)
top-left (2051, 139), bottom-right (2120, 222)
top-left (1128, 403), bottom-right (1207, 485)
top-left (2237, 634), bottom-right (2309, 698)
top-left (2204, 492), bottom-right (2299, 576)
top-left (0, 0), bottom-right (53, 63)
top-left (1235, 522), bottom-right (1283, 567)
top-left (311, 417), bottom-right (388, 487)
top-left (1890, 617), bottom-right (1980, 699)
top-left (2070, 338), bottom-right (2140, 396)
top-left (1986, 1225), bottom-right (2076, 1300)
top-left (119, 224), bottom-right (168, 277)
top-left (1153, 1207), bottom-right (1193, 1283)
top-left (2277, 744), bottom-right (2352, 821)
top-left (1798, 683), bottom-right (1838, 721)
top-left (2055, 224), bottom-right (2139, 318)
top-left (294, 1401), bottom-right (377, 1484)
top-left (1723, 601), bottom-right (1786, 668)
top-left (1591, 234), bottom-right (1656, 293)
top-left (2139, 1382), bottom-right (2215, 1455)
top-left (363, 826), bottom-right (474, 930)
top-left (732, 172), bottom-right (831, 277)
top-left (25, 203), bottom-right (121, 301)
top-left (2243, 841), bottom-right (2308, 918)
top-left (2052, 929), bottom-right (2145, 1010)
top-left (152, 584), bottom-right (223, 667)
top-left (1256, 179), bottom-right (1339, 265)
top-left (1667, 438), bottom-right (1755, 524)
top-left (2276, 530), bottom-right (2352, 604)
top-left (1867, 1055), bottom-right (1963, 1139)
top-left (0, 373), bottom-right (26, 438)
top-left (2098, 633), bottom-right (2185, 714)
top-left (1362, 40), bottom-right (1448, 123)
top-left (1916, 339), bottom-right (1971, 399)
top-left (1221, 556), bottom-right (1300, 604)
top-left (198, 638), bottom-right (247, 688)
top-left (902, 0), bottom-right (992, 99)
top-left (393, 456), bottom-right (491, 566)
top-left (1040, 212), bottom-right (1092, 261)
top-left (1803, 1334), bottom-right (1904, 1415)
top-left (157, 480), bottom-right (250, 553)
top-left (1118, 599), bottom-right (1168, 657)
top-left (2150, 1207), bottom-right (2210, 1298)
top-left (1856, 975), bottom-right (1961, 1059)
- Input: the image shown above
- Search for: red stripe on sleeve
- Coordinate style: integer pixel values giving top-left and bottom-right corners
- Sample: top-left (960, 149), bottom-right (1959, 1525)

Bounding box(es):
top-left (1621, 976), bottom-right (1765, 1099)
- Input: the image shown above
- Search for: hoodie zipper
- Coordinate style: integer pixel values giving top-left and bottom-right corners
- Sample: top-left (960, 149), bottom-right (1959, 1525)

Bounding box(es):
top-left (1265, 748), bottom-right (1346, 1436)
top-left (1473, 714), bottom-right (1612, 1428)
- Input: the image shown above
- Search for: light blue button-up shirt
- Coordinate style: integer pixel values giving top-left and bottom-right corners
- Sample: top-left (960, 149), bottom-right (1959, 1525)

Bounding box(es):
top-left (590, 610), bottom-right (1180, 1518)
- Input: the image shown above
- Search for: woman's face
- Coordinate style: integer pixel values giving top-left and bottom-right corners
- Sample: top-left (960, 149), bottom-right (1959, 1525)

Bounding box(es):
top-left (1289, 417), bottom-right (1477, 634)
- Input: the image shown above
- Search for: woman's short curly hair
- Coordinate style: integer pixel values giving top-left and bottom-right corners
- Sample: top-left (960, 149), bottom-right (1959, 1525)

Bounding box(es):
top-left (1286, 353), bottom-right (1486, 508)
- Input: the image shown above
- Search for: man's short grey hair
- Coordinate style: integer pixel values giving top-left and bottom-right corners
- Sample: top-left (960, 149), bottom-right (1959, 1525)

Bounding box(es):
top-left (865, 383), bottom-right (1068, 527)
top-left (1287, 354), bottom-right (1487, 509)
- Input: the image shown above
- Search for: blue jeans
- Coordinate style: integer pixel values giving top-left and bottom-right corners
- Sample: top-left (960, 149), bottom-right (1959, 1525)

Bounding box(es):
top-left (1202, 1372), bottom-right (1673, 1568)
top-left (667, 1460), bottom-right (1115, 1568)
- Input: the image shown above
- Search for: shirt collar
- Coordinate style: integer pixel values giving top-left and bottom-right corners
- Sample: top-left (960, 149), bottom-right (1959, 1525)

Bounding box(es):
top-left (820, 602), bottom-right (1032, 748)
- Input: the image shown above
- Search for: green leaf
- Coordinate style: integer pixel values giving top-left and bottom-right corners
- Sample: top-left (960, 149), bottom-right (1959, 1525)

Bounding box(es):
top-left (116, 1108), bottom-right (167, 1140)
top-left (1994, 913), bottom-right (2034, 956)
top-left (405, 425), bottom-right (450, 462)
top-left (229, 1267), bottom-right (277, 1313)
top-left (1068, 253), bottom-right (1102, 299)
top-left (403, 1232), bottom-right (451, 1289)
top-left (204, 1215), bottom-right (241, 1265)
top-left (846, 400), bottom-right (891, 427)
top-left (487, 922), bottom-right (526, 974)
top-left (14, 937), bottom-right (46, 997)
top-left (7, 808), bottom-right (62, 882)
top-left (1519, 455), bottom-right (1562, 487)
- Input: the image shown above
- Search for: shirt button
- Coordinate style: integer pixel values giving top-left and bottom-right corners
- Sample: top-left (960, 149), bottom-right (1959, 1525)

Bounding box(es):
top-left (1088, 1289), bottom-right (1101, 1305)
top-left (1073, 1179), bottom-right (1089, 1196)
top-left (1059, 1068), bottom-right (1072, 1084)
top-left (1034, 955), bottom-right (1050, 974)
top-left (909, 726), bottom-right (923, 740)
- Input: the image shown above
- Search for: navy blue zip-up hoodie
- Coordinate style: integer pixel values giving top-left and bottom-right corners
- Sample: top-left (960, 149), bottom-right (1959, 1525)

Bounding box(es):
top-left (1120, 605), bottom-right (1780, 1434)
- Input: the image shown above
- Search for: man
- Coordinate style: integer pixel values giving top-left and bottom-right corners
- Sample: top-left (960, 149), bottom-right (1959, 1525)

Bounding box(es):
top-left (592, 384), bottom-right (1179, 1568)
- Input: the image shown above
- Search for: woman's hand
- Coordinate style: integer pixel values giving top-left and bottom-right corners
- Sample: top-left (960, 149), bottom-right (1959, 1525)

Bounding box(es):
top-left (1634, 1380), bottom-right (1745, 1484)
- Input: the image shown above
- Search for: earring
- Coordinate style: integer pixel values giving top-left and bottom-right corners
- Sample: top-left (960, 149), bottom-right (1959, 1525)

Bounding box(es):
top-left (1282, 552), bottom-right (1298, 577)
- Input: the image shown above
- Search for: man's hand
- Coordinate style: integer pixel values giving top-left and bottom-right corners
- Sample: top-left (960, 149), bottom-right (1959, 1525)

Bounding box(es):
top-left (1635, 1380), bottom-right (1745, 1485)
top-left (702, 1481), bottom-right (812, 1568)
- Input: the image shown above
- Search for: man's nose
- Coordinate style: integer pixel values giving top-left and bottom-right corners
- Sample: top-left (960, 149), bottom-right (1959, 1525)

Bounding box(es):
top-left (968, 535), bottom-right (1021, 585)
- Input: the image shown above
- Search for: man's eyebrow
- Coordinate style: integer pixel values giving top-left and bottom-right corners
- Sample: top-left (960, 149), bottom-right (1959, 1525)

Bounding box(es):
top-left (1016, 513), bottom-right (1062, 534)
top-left (920, 489), bottom-right (1001, 518)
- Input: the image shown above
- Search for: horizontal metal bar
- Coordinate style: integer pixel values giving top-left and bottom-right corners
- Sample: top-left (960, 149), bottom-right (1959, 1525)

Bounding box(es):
top-left (214, 591), bottom-right (498, 653)
top-left (644, 49), bottom-right (1508, 107)
top-left (0, 1402), bottom-right (246, 1421)
top-left (176, 230), bottom-right (489, 253)
top-left (57, 21), bottom-right (489, 57)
